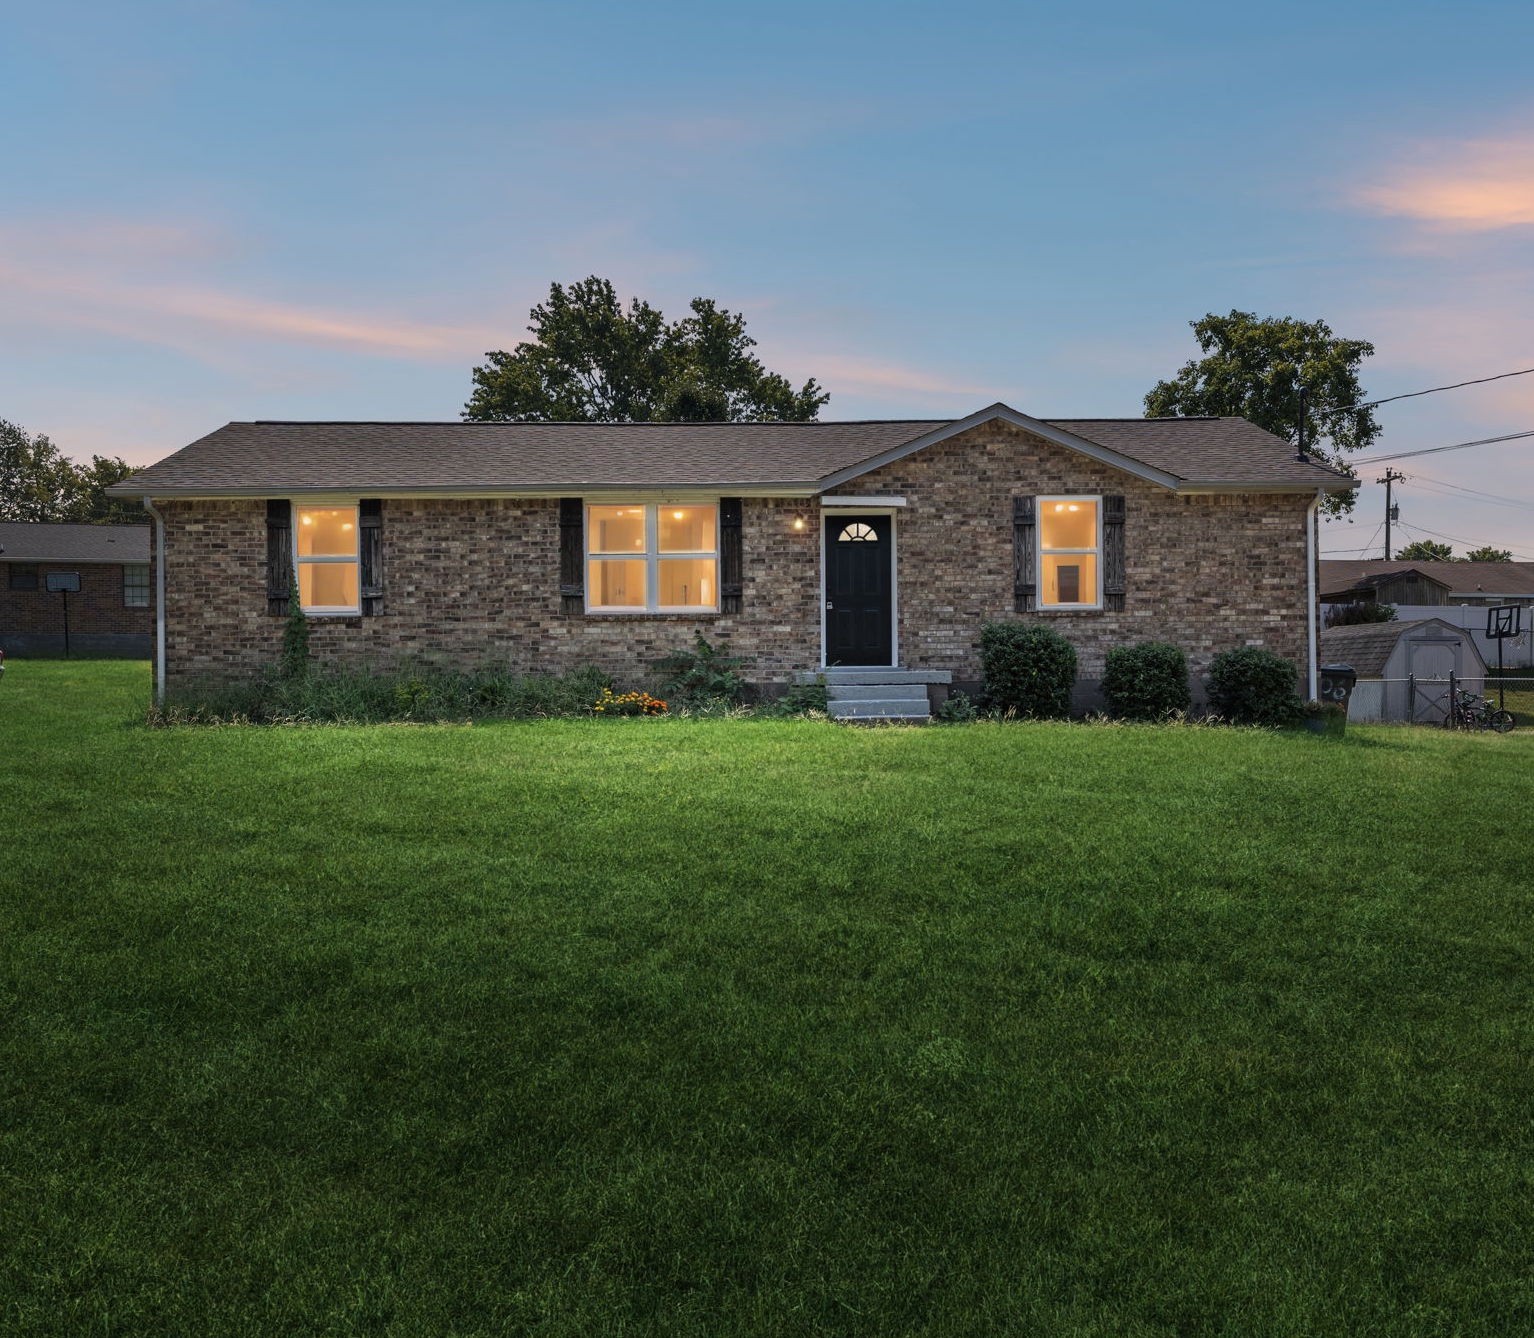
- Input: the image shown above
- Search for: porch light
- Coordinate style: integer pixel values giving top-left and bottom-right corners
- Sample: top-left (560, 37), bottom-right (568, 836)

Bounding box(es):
top-left (792, 514), bottom-right (807, 531)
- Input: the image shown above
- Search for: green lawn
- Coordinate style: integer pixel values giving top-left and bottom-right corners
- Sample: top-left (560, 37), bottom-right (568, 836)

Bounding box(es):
top-left (3, 661), bottom-right (1532, 1336)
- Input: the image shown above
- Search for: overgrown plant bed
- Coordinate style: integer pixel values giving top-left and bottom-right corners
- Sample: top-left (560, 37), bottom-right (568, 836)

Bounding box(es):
top-left (4, 661), bottom-right (1533, 1334)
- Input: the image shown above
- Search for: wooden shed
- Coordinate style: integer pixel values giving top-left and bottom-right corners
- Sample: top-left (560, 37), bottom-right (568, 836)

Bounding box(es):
top-left (1320, 618), bottom-right (1488, 723)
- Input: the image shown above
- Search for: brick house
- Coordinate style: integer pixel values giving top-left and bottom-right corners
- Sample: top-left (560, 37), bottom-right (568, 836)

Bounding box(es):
top-left (0, 522), bottom-right (153, 657)
top-left (110, 404), bottom-right (1352, 713)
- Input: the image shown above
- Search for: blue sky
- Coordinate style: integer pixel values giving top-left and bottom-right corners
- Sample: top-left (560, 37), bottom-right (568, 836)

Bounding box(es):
top-left (4, 0), bottom-right (1534, 557)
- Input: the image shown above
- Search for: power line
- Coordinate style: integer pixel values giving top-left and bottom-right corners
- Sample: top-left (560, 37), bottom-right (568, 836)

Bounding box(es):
top-left (1407, 470), bottom-right (1534, 507)
top-left (1402, 477), bottom-right (1534, 514)
top-left (1351, 429), bottom-right (1534, 465)
top-left (1392, 519), bottom-right (1534, 562)
top-left (1360, 364), bottom-right (1534, 410)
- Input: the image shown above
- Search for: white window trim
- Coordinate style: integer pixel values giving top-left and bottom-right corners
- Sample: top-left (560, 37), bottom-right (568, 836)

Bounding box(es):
top-left (585, 501), bottom-right (720, 615)
top-left (291, 501), bottom-right (362, 617)
top-left (1037, 494), bottom-right (1103, 612)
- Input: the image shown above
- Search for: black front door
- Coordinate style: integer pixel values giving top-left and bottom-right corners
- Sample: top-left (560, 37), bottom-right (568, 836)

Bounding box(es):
top-left (825, 514), bottom-right (893, 666)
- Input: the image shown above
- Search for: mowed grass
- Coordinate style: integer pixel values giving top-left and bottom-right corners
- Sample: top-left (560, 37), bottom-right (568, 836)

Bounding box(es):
top-left (3, 662), bottom-right (1532, 1337)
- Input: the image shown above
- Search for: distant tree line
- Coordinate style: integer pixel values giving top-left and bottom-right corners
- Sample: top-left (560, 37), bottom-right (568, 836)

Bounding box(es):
top-left (0, 419), bottom-right (142, 525)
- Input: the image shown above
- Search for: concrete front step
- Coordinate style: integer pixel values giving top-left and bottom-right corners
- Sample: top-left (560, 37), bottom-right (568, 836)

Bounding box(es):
top-left (828, 683), bottom-right (930, 702)
top-left (793, 668), bottom-right (952, 686)
top-left (828, 699), bottom-right (932, 721)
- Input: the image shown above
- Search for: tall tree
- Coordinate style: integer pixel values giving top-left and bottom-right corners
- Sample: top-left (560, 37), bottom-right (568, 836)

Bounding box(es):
top-left (464, 277), bottom-right (828, 423)
top-left (1394, 540), bottom-right (1455, 562)
top-left (1145, 311), bottom-right (1379, 514)
top-left (1463, 546), bottom-right (1513, 562)
top-left (0, 419), bottom-right (143, 524)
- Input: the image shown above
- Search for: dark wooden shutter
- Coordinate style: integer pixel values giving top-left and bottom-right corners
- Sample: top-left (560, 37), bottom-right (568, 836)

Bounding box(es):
top-left (720, 497), bottom-right (743, 614)
top-left (1012, 495), bottom-right (1036, 612)
top-left (360, 499), bottom-right (383, 616)
top-left (266, 500), bottom-right (292, 616)
top-left (1102, 494), bottom-right (1126, 612)
top-left (559, 498), bottom-right (584, 614)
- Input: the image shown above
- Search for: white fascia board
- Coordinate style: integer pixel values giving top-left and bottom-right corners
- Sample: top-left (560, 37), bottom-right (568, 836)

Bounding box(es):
top-left (814, 402), bottom-right (1185, 492)
top-left (819, 495), bottom-right (907, 507)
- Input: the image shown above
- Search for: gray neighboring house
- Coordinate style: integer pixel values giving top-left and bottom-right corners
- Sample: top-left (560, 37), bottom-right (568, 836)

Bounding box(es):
top-left (1320, 617), bottom-right (1487, 723)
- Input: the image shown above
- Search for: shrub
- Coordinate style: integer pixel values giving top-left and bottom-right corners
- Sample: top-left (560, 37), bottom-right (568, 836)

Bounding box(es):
top-left (155, 664), bottom-right (612, 726)
top-left (1206, 648), bottom-right (1302, 726)
top-left (767, 678), bottom-right (829, 717)
top-left (979, 622), bottom-right (1077, 718)
top-left (935, 690), bottom-right (978, 724)
top-left (651, 635), bottom-right (750, 704)
top-left (1101, 642), bottom-right (1191, 721)
top-left (1325, 601), bottom-right (1397, 628)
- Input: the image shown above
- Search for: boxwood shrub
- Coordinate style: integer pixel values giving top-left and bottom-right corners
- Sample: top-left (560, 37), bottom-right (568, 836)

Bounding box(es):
top-left (1101, 641), bottom-right (1191, 721)
top-left (1206, 647), bottom-right (1302, 726)
top-left (979, 621), bottom-right (1077, 718)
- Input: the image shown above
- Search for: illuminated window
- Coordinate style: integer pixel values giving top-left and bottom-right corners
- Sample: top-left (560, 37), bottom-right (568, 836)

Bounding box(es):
top-left (587, 504), bottom-right (717, 612)
top-left (1038, 496), bottom-right (1100, 609)
top-left (294, 506), bottom-right (360, 613)
top-left (123, 564), bottom-right (150, 608)
top-left (837, 522), bottom-right (877, 542)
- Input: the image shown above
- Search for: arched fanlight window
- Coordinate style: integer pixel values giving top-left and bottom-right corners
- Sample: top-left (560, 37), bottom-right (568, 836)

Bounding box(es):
top-left (837, 522), bottom-right (878, 543)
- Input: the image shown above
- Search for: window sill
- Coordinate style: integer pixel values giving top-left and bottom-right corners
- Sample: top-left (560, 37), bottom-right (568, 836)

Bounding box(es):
top-left (585, 608), bottom-right (720, 617)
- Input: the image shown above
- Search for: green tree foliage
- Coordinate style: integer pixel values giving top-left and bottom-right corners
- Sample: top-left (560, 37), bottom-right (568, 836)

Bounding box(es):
top-left (1464, 546), bottom-right (1513, 562)
top-left (1144, 311), bottom-right (1379, 515)
top-left (1324, 601), bottom-right (1398, 628)
top-left (1394, 540), bottom-right (1455, 562)
top-left (1, 418), bottom-right (144, 524)
top-left (464, 277), bottom-right (829, 423)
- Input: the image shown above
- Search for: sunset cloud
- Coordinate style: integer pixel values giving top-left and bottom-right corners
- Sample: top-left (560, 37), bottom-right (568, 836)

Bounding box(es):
top-left (1354, 135), bottom-right (1534, 230)
top-left (0, 215), bottom-right (503, 362)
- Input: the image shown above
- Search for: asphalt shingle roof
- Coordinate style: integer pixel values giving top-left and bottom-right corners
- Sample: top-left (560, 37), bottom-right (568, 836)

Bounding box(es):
top-left (108, 408), bottom-right (1354, 498)
top-left (1320, 560), bottom-right (1534, 599)
top-left (0, 521), bottom-right (151, 564)
top-left (1319, 618), bottom-right (1475, 676)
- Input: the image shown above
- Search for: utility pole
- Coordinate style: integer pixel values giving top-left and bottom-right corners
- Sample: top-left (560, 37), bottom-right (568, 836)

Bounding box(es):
top-left (1295, 385), bottom-right (1309, 462)
top-left (1378, 468), bottom-right (1404, 559)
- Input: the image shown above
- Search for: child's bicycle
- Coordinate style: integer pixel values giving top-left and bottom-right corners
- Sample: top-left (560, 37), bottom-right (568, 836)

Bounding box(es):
top-left (1446, 687), bottom-right (1515, 733)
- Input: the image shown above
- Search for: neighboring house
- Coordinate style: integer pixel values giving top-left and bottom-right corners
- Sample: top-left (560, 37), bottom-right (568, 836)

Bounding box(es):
top-left (108, 403), bottom-right (1352, 706)
top-left (1320, 559), bottom-right (1534, 670)
top-left (0, 522), bottom-right (153, 658)
top-left (1320, 617), bottom-right (1487, 724)
top-left (1320, 559), bottom-right (1534, 608)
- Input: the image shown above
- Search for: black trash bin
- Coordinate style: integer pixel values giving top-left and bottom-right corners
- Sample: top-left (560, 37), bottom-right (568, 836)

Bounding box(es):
top-left (1311, 663), bottom-right (1357, 735)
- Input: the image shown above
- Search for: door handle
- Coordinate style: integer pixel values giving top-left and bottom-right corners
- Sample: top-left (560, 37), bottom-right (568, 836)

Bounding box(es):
top-left (824, 601), bottom-right (833, 610)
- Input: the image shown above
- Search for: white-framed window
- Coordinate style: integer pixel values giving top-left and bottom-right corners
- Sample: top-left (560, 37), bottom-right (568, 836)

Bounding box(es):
top-left (586, 503), bottom-right (718, 612)
top-left (123, 563), bottom-right (150, 608)
top-left (294, 505), bottom-right (361, 614)
top-left (1038, 495), bottom-right (1101, 609)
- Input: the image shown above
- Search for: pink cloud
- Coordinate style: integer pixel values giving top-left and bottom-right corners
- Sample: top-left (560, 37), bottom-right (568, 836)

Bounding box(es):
top-left (1354, 135), bottom-right (1534, 230)
top-left (0, 214), bottom-right (504, 362)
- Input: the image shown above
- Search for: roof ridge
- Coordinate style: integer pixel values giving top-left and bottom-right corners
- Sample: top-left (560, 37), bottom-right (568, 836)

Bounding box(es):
top-left (247, 418), bottom-right (952, 427)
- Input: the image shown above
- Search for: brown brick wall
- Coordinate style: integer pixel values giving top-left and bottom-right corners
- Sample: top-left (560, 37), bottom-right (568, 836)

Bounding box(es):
top-left (830, 420), bottom-right (1314, 684)
top-left (1, 561), bottom-right (153, 653)
top-left (158, 496), bottom-right (821, 688)
top-left (155, 421), bottom-right (1316, 691)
